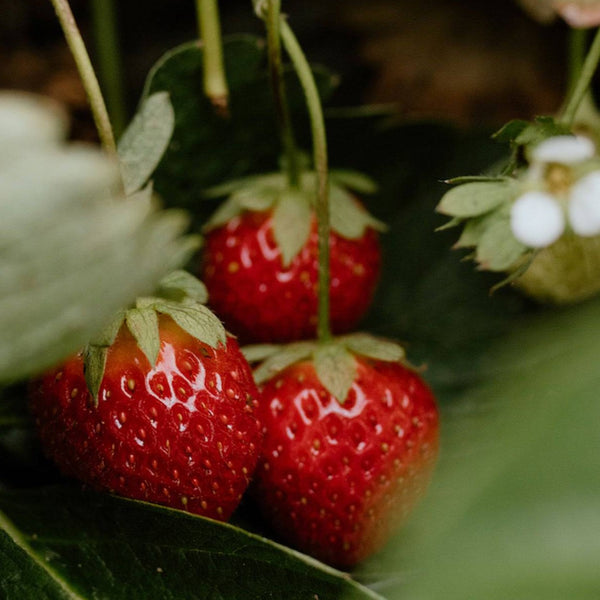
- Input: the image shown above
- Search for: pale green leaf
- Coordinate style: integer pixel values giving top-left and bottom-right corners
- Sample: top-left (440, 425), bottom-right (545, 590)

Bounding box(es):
top-left (118, 91), bottom-right (175, 195)
top-left (89, 311), bottom-right (126, 347)
top-left (454, 214), bottom-right (492, 248)
top-left (435, 216), bottom-right (463, 232)
top-left (0, 91), bottom-right (68, 150)
top-left (202, 196), bottom-right (242, 231)
top-left (241, 344), bottom-right (282, 363)
top-left (155, 301), bottom-right (226, 348)
top-left (379, 296), bottom-right (600, 600)
top-left (273, 190), bottom-right (313, 267)
top-left (314, 343), bottom-right (357, 403)
top-left (253, 341), bottom-right (316, 384)
top-left (329, 184), bottom-right (387, 239)
top-left (0, 146), bottom-right (193, 383)
top-left (235, 186), bottom-right (279, 212)
top-left (157, 270), bottom-right (209, 304)
top-left (126, 308), bottom-right (160, 367)
top-left (443, 175), bottom-right (507, 185)
top-left (341, 333), bottom-right (405, 362)
top-left (476, 215), bottom-right (528, 271)
top-left (437, 181), bottom-right (515, 217)
top-left (83, 345), bottom-right (108, 404)
top-left (330, 169), bottom-right (379, 194)
top-left (202, 174), bottom-right (263, 198)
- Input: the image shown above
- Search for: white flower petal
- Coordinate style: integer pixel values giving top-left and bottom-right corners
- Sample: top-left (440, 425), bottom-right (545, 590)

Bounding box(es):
top-left (531, 135), bottom-right (595, 165)
top-left (568, 170), bottom-right (600, 236)
top-left (510, 191), bottom-right (565, 248)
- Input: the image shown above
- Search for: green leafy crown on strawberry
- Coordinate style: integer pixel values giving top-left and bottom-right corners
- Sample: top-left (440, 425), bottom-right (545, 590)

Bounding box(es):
top-left (202, 169), bottom-right (387, 267)
top-left (244, 332), bottom-right (409, 403)
top-left (84, 270), bottom-right (227, 403)
top-left (436, 116), bottom-right (600, 291)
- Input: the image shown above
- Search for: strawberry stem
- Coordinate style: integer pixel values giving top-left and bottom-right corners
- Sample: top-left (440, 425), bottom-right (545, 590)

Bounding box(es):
top-left (196, 0), bottom-right (229, 116)
top-left (90, 0), bottom-right (127, 139)
top-left (280, 18), bottom-right (331, 342)
top-left (49, 0), bottom-right (117, 155)
top-left (560, 27), bottom-right (600, 128)
top-left (265, 0), bottom-right (301, 188)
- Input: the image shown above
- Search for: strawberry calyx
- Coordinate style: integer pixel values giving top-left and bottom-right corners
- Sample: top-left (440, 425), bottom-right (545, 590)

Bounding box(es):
top-left (84, 270), bottom-right (226, 403)
top-left (202, 170), bottom-right (387, 267)
top-left (244, 332), bottom-right (408, 404)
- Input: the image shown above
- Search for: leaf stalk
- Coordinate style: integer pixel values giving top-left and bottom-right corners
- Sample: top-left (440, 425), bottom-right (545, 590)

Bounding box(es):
top-left (196, 0), bottom-right (229, 115)
top-left (49, 0), bottom-right (117, 155)
top-left (265, 0), bottom-right (301, 188)
top-left (280, 18), bottom-right (331, 342)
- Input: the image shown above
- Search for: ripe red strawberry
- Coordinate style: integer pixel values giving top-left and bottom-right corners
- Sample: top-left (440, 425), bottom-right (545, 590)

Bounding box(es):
top-left (200, 171), bottom-right (385, 343)
top-left (250, 338), bottom-right (439, 568)
top-left (29, 272), bottom-right (263, 521)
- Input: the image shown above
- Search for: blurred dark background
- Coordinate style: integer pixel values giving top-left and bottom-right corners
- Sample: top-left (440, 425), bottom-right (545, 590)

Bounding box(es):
top-left (0, 0), bottom-right (568, 141)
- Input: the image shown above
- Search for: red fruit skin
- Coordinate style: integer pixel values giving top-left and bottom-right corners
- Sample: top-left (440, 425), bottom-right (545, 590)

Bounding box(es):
top-left (253, 358), bottom-right (439, 568)
top-left (29, 316), bottom-right (263, 521)
top-left (201, 210), bottom-right (381, 343)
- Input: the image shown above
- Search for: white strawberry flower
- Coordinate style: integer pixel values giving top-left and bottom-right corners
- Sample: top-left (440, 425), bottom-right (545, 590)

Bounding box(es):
top-left (568, 171), bottom-right (600, 236)
top-left (511, 135), bottom-right (600, 247)
top-left (530, 135), bottom-right (595, 164)
top-left (511, 191), bottom-right (565, 247)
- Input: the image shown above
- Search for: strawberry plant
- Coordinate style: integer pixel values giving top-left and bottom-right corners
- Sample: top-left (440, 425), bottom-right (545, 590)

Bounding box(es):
top-left (2, 1), bottom-right (600, 599)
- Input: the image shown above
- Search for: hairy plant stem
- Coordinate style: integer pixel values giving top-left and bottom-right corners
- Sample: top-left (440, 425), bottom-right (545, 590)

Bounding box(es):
top-left (49, 0), bottom-right (116, 154)
top-left (560, 27), bottom-right (600, 128)
top-left (280, 18), bottom-right (331, 342)
top-left (265, 0), bottom-right (301, 188)
top-left (196, 0), bottom-right (229, 115)
top-left (91, 0), bottom-right (127, 138)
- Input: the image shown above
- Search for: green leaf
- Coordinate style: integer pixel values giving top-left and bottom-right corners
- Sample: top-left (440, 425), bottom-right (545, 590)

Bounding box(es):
top-left (241, 344), bottom-right (283, 363)
top-left (118, 91), bottom-right (175, 195)
top-left (329, 184), bottom-right (387, 239)
top-left (330, 169), bottom-right (379, 194)
top-left (143, 36), bottom-right (337, 217)
top-left (515, 116), bottom-right (571, 148)
top-left (157, 270), bottom-right (209, 304)
top-left (202, 196), bottom-right (244, 231)
top-left (437, 181), bottom-right (515, 218)
top-left (272, 190), bottom-right (313, 267)
top-left (454, 213), bottom-right (492, 248)
top-left (0, 132), bottom-right (193, 384)
top-left (253, 341), bottom-right (316, 384)
top-left (154, 301), bottom-right (226, 348)
top-left (374, 297), bottom-right (600, 600)
top-left (443, 175), bottom-right (507, 185)
top-left (0, 91), bottom-right (68, 150)
top-left (314, 343), bottom-right (357, 403)
top-left (89, 310), bottom-right (126, 348)
top-left (126, 308), bottom-right (160, 367)
top-left (235, 185), bottom-right (279, 212)
top-left (341, 333), bottom-right (405, 363)
top-left (0, 486), bottom-right (383, 600)
top-left (435, 216), bottom-right (463, 231)
top-left (83, 345), bottom-right (108, 404)
top-left (476, 214), bottom-right (528, 271)
top-left (492, 119), bottom-right (530, 144)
